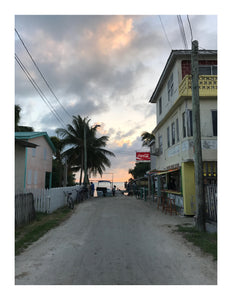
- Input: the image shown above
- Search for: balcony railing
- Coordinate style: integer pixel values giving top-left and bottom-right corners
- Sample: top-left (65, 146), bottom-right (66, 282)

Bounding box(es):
top-left (179, 75), bottom-right (217, 97)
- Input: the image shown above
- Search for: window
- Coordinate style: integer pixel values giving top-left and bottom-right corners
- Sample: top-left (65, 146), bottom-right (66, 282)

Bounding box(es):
top-left (171, 122), bottom-right (175, 145)
top-left (199, 65), bottom-right (217, 75)
top-left (187, 110), bottom-right (193, 137)
top-left (182, 112), bottom-right (186, 138)
top-left (44, 148), bottom-right (47, 160)
top-left (183, 110), bottom-right (193, 138)
top-left (32, 148), bottom-right (36, 157)
top-left (158, 135), bottom-right (163, 154)
top-left (168, 73), bottom-right (174, 101)
top-left (158, 97), bottom-right (162, 115)
top-left (167, 127), bottom-right (170, 148)
top-left (176, 118), bottom-right (179, 142)
top-left (212, 110), bottom-right (217, 136)
top-left (167, 170), bottom-right (181, 192)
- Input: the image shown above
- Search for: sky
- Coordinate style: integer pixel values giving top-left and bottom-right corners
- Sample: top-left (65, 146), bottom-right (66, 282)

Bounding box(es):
top-left (3, 1), bottom-right (232, 296)
top-left (14, 14), bottom-right (217, 182)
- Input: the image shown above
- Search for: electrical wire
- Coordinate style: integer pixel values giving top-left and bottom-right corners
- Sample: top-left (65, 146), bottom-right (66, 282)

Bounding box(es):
top-left (158, 15), bottom-right (172, 50)
top-left (15, 28), bottom-right (72, 120)
top-left (198, 47), bottom-right (217, 55)
top-left (15, 53), bottom-right (67, 128)
top-left (177, 15), bottom-right (188, 49)
top-left (187, 15), bottom-right (193, 42)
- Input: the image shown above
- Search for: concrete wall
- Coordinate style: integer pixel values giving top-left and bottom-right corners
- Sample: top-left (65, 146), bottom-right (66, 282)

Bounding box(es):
top-left (26, 136), bottom-right (53, 189)
top-left (153, 96), bottom-right (217, 171)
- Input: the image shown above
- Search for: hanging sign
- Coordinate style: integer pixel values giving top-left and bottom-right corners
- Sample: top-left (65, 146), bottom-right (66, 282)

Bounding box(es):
top-left (136, 152), bottom-right (150, 162)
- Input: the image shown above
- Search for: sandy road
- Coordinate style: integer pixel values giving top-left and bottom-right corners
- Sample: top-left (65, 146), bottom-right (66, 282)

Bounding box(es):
top-left (15, 195), bottom-right (217, 285)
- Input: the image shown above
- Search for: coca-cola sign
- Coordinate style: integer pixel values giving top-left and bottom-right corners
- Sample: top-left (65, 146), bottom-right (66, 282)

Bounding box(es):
top-left (136, 152), bottom-right (150, 161)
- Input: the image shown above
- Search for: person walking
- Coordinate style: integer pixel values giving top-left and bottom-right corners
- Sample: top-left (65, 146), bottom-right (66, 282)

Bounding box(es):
top-left (90, 182), bottom-right (95, 197)
top-left (112, 185), bottom-right (116, 196)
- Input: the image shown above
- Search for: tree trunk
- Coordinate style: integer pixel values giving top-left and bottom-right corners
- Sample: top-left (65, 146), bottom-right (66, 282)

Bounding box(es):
top-left (79, 148), bottom-right (84, 185)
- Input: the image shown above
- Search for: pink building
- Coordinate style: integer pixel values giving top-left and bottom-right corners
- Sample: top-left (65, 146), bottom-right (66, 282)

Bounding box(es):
top-left (15, 132), bottom-right (56, 190)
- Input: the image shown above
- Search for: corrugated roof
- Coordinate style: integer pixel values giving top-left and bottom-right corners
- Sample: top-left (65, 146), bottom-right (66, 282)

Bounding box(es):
top-left (15, 132), bottom-right (56, 153)
top-left (15, 139), bottom-right (38, 148)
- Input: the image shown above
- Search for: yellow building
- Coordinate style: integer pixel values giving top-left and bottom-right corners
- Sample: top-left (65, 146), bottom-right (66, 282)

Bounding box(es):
top-left (148, 49), bottom-right (217, 215)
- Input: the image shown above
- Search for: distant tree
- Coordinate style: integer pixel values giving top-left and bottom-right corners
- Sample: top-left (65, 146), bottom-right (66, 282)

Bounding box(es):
top-left (141, 131), bottom-right (155, 147)
top-left (50, 136), bottom-right (65, 187)
top-left (128, 162), bottom-right (150, 179)
top-left (15, 104), bottom-right (34, 132)
top-left (56, 115), bottom-right (115, 185)
top-left (15, 104), bottom-right (21, 129)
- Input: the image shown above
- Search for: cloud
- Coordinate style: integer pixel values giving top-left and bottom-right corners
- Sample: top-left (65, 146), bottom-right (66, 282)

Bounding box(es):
top-left (15, 15), bottom-right (217, 181)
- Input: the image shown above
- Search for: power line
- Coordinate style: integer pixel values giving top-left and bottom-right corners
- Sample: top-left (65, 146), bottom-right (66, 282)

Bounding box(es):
top-left (177, 15), bottom-right (188, 49)
top-left (158, 15), bottom-right (172, 50)
top-left (187, 15), bottom-right (193, 42)
top-left (198, 47), bottom-right (217, 55)
top-left (15, 53), bottom-right (67, 128)
top-left (15, 28), bottom-right (72, 120)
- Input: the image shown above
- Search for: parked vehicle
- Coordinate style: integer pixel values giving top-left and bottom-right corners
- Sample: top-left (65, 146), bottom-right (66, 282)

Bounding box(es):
top-left (63, 191), bottom-right (74, 209)
top-left (96, 180), bottom-right (113, 197)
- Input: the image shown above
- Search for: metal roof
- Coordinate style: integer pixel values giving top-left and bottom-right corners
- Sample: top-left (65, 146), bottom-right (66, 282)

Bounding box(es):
top-left (15, 139), bottom-right (38, 148)
top-left (15, 132), bottom-right (56, 153)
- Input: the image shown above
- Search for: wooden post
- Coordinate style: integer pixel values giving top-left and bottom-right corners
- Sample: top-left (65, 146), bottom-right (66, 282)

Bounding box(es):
top-left (191, 40), bottom-right (206, 232)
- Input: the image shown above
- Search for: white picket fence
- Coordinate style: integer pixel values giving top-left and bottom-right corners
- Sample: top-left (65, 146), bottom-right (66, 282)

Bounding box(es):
top-left (16, 185), bottom-right (83, 214)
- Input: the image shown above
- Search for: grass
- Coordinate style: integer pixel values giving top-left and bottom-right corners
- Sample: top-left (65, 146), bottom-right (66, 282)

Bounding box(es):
top-left (15, 206), bottom-right (74, 255)
top-left (175, 224), bottom-right (217, 261)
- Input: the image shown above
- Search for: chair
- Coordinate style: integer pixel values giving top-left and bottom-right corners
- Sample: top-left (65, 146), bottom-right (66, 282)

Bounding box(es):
top-left (165, 198), bottom-right (177, 215)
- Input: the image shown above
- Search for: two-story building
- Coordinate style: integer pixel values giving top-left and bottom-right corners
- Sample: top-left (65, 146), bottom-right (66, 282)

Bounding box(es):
top-left (148, 49), bottom-right (217, 215)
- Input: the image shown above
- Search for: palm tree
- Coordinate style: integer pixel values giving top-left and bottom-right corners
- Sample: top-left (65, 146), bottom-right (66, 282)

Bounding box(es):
top-left (141, 131), bottom-right (155, 147)
top-left (56, 115), bottom-right (115, 185)
top-left (50, 136), bottom-right (66, 187)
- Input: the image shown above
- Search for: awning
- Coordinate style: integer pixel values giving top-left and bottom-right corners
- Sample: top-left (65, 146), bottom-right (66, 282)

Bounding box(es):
top-left (149, 167), bottom-right (180, 176)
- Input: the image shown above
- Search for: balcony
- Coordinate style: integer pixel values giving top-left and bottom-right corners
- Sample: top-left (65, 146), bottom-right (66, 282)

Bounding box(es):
top-left (151, 148), bottom-right (161, 156)
top-left (179, 75), bottom-right (217, 97)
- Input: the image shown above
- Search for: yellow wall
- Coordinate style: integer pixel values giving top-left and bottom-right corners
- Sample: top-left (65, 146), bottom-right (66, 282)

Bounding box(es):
top-left (181, 162), bottom-right (196, 215)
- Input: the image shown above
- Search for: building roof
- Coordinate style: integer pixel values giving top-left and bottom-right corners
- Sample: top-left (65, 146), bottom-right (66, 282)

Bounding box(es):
top-left (149, 49), bottom-right (217, 103)
top-left (15, 139), bottom-right (38, 148)
top-left (15, 132), bottom-right (56, 153)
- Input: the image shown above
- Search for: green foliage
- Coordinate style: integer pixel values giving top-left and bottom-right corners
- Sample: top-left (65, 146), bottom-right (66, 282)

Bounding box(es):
top-left (175, 225), bottom-right (217, 260)
top-left (15, 207), bottom-right (72, 255)
top-left (15, 104), bottom-right (34, 132)
top-left (56, 115), bottom-right (115, 184)
top-left (141, 131), bottom-right (155, 147)
top-left (128, 162), bottom-right (150, 179)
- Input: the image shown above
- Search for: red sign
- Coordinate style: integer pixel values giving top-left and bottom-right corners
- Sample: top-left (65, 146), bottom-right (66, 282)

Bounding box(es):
top-left (136, 152), bottom-right (150, 161)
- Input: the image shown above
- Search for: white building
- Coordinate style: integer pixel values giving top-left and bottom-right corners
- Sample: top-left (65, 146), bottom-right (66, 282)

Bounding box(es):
top-left (148, 49), bottom-right (217, 215)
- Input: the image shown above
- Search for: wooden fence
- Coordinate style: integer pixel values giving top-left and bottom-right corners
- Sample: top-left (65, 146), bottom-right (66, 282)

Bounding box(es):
top-left (204, 183), bottom-right (217, 222)
top-left (15, 185), bottom-right (83, 226)
top-left (15, 192), bottom-right (36, 227)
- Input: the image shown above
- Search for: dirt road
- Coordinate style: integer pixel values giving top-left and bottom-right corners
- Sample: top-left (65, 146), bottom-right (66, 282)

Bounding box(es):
top-left (15, 195), bottom-right (217, 285)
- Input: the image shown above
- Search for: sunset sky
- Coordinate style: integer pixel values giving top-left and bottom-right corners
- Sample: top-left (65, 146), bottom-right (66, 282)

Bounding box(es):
top-left (14, 13), bottom-right (217, 182)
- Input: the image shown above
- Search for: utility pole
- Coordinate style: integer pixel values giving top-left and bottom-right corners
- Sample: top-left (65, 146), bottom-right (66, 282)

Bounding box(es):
top-left (83, 123), bottom-right (88, 187)
top-left (191, 40), bottom-right (206, 232)
top-left (63, 156), bottom-right (68, 187)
